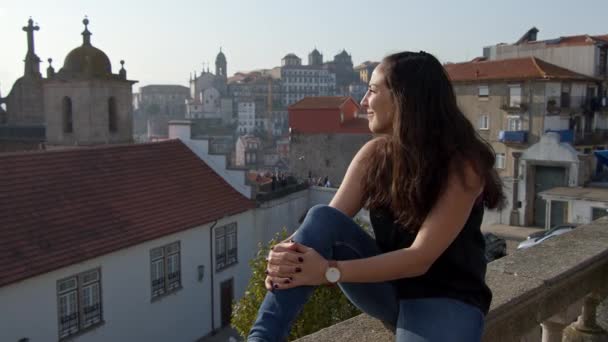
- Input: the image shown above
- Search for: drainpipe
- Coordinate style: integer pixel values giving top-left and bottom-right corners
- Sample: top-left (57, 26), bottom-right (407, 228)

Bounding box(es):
top-left (209, 220), bottom-right (218, 335)
top-left (510, 152), bottom-right (522, 226)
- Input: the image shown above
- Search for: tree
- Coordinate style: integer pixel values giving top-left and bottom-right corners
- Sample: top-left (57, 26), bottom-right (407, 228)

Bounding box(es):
top-left (232, 229), bottom-right (361, 341)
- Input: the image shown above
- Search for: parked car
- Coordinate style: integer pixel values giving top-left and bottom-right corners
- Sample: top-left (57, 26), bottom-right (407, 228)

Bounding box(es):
top-left (517, 224), bottom-right (579, 249)
top-left (484, 233), bottom-right (507, 262)
top-left (525, 223), bottom-right (579, 240)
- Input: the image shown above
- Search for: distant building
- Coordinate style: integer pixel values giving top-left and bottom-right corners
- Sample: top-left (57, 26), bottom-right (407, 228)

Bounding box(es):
top-left (288, 96), bottom-right (371, 185)
top-left (279, 52), bottom-right (336, 106)
top-left (228, 71), bottom-right (285, 137)
top-left (354, 61), bottom-right (380, 84)
top-left (445, 56), bottom-right (604, 180)
top-left (324, 49), bottom-right (356, 96)
top-left (235, 135), bottom-right (262, 168)
top-left (186, 49), bottom-right (232, 123)
top-left (133, 84), bottom-right (189, 139)
top-left (135, 85), bottom-right (189, 117)
top-left (0, 17), bottom-right (136, 152)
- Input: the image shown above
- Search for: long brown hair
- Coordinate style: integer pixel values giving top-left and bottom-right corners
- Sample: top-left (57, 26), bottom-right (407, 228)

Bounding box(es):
top-left (362, 51), bottom-right (505, 230)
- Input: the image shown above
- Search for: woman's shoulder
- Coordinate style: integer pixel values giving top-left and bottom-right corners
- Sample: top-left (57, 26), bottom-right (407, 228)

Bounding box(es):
top-left (358, 136), bottom-right (389, 156)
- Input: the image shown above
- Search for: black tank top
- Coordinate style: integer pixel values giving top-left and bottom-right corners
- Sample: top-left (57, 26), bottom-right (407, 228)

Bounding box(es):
top-left (369, 202), bottom-right (492, 314)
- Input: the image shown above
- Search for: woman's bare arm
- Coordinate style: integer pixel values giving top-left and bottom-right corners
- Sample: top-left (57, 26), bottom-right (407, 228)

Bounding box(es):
top-left (329, 137), bottom-right (383, 216)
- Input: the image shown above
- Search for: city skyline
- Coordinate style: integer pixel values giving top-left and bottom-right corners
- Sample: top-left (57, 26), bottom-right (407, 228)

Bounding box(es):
top-left (1, 0), bottom-right (608, 95)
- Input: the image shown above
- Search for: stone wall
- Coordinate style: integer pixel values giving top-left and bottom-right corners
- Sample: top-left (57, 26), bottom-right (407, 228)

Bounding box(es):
top-left (289, 133), bottom-right (371, 186)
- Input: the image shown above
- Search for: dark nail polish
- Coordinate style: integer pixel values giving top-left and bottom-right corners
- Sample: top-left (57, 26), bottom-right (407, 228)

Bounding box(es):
top-left (289, 277), bottom-right (293, 281)
top-left (265, 270), bottom-right (269, 275)
top-left (274, 284), bottom-right (279, 289)
top-left (284, 279), bottom-right (291, 284)
top-left (298, 257), bottom-right (304, 262)
top-left (296, 267), bottom-right (302, 273)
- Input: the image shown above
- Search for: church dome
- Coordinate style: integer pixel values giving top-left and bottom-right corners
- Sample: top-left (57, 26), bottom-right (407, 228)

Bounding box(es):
top-left (60, 18), bottom-right (112, 78)
top-left (310, 48), bottom-right (321, 56)
top-left (63, 45), bottom-right (112, 76)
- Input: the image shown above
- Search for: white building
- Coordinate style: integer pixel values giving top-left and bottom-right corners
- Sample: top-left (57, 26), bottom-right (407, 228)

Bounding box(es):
top-left (235, 135), bottom-right (262, 167)
top-left (237, 101), bottom-right (256, 134)
top-left (0, 140), bottom-right (257, 342)
top-left (280, 53), bottom-right (336, 106)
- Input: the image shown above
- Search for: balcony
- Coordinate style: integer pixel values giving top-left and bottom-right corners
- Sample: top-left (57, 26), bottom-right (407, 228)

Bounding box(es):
top-left (295, 219), bottom-right (608, 342)
top-left (499, 130), bottom-right (528, 145)
top-left (545, 129), bottom-right (575, 144)
top-left (501, 101), bottom-right (528, 113)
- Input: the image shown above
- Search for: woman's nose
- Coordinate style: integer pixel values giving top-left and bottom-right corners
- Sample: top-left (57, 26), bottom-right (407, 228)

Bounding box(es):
top-left (360, 93), bottom-right (369, 109)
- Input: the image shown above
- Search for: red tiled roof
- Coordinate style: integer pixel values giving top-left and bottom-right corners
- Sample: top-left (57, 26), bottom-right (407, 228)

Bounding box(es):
top-left (445, 57), bottom-right (596, 82)
top-left (0, 140), bottom-right (255, 287)
top-left (289, 96), bottom-right (353, 110)
top-left (518, 34), bottom-right (608, 47)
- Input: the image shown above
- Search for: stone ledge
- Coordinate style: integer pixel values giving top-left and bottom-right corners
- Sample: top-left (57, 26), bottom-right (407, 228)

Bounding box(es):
top-left (295, 218), bottom-right (608, 342)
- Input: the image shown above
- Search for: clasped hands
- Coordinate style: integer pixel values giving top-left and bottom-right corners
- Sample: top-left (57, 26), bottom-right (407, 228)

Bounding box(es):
top-left (264, 240), bottom-right (329, 291)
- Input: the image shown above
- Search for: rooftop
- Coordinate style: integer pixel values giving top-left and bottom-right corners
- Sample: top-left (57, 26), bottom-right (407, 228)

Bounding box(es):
top-left (444, 56), bottom-right (597, 82)
top-left (0, 140), bottom-right (254, 287)
top-left (289, 96), bottom-right (354, 110)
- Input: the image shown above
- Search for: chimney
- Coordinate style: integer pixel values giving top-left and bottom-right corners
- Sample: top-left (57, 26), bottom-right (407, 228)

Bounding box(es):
top-left (168, 120), bottom-right (192, 141)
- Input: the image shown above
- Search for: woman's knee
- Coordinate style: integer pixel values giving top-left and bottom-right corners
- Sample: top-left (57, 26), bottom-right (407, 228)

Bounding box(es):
top-left (296, 205), bottom-right (346, 239)
top-left (306, 204), bottom-right (347, 222)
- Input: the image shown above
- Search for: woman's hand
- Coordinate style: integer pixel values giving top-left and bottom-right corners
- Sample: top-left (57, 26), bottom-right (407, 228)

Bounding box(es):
top-left (267, 242), bottom-right (329, 291)
top-left (264, 240), bottom-right (303, 291)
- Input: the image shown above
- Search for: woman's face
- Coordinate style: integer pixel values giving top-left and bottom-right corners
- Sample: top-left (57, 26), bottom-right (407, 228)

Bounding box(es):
top-left (361, 66), bottom-right (395, 134)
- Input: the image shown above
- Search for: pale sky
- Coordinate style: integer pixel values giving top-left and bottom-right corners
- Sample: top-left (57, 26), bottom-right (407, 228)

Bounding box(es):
top-left (1, 0), bottom-right (607, 95)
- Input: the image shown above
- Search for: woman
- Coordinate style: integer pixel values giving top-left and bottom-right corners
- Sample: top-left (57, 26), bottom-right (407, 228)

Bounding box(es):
top-left (248, 51), bottom-right (504, 342)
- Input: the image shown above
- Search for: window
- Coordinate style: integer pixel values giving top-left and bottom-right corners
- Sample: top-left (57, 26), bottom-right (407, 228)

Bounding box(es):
top-left (108, 97), bottom-right (117, 133)
top-left (478, 85), bottom-right (489, 99)
top-left (599, 48), bottom-right (607, 76)
top-left (63, 97), bottom-right (73, 133)
top-left (150, 242), bottom-right (181, 299)
top-left (478, 114), bottom-right (489, 130)
top-left (507, 117), bottom-right (522, 131)
top-left (508, 85), bottom-right (522, 107)
top-left (495, 153), bottom-right (506, 169)
top-left (57, 269), bottom-right (102, 339)
top-left (215, 223), bottom-right (238, 271)
top-left (561, 83), bottom-right (571, 108)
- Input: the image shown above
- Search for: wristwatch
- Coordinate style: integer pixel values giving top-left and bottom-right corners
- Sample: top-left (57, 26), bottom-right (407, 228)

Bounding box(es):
top-left (324, 260), bottom-right (341, 284)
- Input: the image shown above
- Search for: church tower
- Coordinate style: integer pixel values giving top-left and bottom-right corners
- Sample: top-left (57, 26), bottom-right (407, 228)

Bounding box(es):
top-left (215, 48), bottom-right (227, 80)
top-left (3, 18), bottom-right (45, 125)
top-left (43, 17), bottom-right (137, 147)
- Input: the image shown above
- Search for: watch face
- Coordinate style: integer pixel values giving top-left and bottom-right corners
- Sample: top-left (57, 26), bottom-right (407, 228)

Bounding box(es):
top-left (325, 267), bottom-right (340, 283)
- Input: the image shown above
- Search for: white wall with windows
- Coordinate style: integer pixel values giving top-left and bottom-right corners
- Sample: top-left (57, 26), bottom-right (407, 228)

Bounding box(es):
top-left (237, 102), bottom-right (256, 134)
top-left (0, 211), bottom-right (255, 342)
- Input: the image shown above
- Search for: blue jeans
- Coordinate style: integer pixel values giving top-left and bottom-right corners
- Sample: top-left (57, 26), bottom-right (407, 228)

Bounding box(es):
top-left (248, 205), bottom-right (485, 342)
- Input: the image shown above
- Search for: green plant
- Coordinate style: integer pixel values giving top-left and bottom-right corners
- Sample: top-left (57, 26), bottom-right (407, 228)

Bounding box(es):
top-left (231, 228), bottom-right (361, 341)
